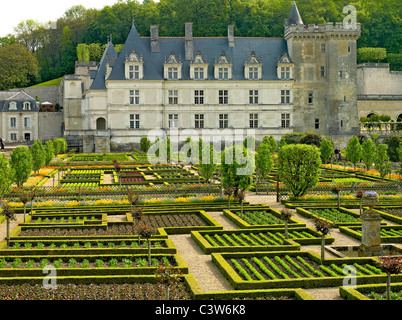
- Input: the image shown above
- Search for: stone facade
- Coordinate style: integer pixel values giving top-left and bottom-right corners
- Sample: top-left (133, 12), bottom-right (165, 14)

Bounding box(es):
top-left (357, 63), bottom-right (402, 121)
top-left (62, 3), bottom-right (363, 151)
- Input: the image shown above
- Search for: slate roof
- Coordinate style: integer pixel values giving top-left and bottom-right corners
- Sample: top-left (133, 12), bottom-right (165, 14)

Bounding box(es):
top-left (0, 91), bottom-right (39, 112)
top-left (285, 1), bottom-right (304, 26)
top-left (90, 22), bottom-right (289, 90)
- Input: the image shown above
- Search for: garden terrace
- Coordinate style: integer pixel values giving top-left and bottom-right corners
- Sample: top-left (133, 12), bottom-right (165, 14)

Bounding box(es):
top-left (295, 207), bottom-right (388, 227)
top-left (339, 225), bottom-right (402, 243)
top-left (340, 282), bottom-right (402, 300)
top-left (211, 251), bottom-right (402, 290)
top-left (223, 208), bottom-right (305, 229)
top-left (191, 227), bottom-right (335, 253)
top-left (0, 253), bottom-right (186, 278)
top-left (372, 207), bottom-right (402, 224)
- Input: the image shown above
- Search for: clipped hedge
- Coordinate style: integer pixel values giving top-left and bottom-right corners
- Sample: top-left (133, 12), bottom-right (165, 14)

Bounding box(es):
top-left (340, 282), bottom-right (402, 300)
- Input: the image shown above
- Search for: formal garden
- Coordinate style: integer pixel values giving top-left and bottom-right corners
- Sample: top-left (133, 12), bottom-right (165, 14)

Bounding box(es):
top-left (0, 133), bottom-right (401, 302)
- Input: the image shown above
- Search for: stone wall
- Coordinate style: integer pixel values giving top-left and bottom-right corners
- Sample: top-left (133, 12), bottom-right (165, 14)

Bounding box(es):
top-left (357, 63), bottom-right (402, 95)
top-left (11, 85), bottom-right (63, 106)
top-left (38, 112), bottom-right (64, 141)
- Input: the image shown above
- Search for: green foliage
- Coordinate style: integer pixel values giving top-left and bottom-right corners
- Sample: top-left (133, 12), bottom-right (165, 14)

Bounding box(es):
top-left (77, 43), bottom-right (90, 62)
top-left (30, 140), bottom-right (45, 173)
top-left (357, 47), bottom-right (387, 62)
top-left (198, 143), bottom-right (218, 183)
top-left (346, 136), bottom-right (362, 169)
top-left (220, 145), bottom-right (254, 196)
top-left (0, 154), bottom-right (13, 197)
top-left (255, 142), bottom-right (274, 181)
top-left (44, 140), bottom-right (55, 166)
top-left (140, 137), bottom-right (151, 153)
top-left (10, 146), bottom-right (33, 188)
top-left (361, 139), bottom-right (377, 171)
top-left (319, 139), bottom-right (333, 164)
top-left (261, 136), bottom-right (277, 153)
top-left (0, 43), bottom-right (40, 90)
top-left (277, 144), bottom-right (321, 197)
top-left (375, 144), bottom-right (391, 179)
top-left (384, 135), bottom-right (401, 162)
top-left (299, 132), bottom-right (323, 147)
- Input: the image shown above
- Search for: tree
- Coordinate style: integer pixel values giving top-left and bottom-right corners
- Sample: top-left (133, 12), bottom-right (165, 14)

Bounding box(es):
top-left (137, 223), bottom-right (155, 266)
top-left (376, 256), bottom-right (402, 300)
top-left (299, 132), bottom-right (323, 147)
top-left (385, 135), bottom-right (401, 162)
top-left (0, 43), bottom-right (40, 90)
top-left (374, 144), bottom-right (391, 179)
top-left (10, 146), bottom-right (33, 188)
top-left (0, 201), bottom-right (16, 246)
top-left (261, 135), bottom-right (277, 153)
top-left (255, 142), bottom-right (274, 184)
top-left (277, 144), bottom-right (321, 198)
top-left (345, 136), bottom-right (362, 169)
top-left (18, 187), bottom-right (32, 223)
top-left (220, 144), bottom-right (254, 199)
top-left (77, 43), bottom-right (90, 61)
top-left (198, 143), bottom-right (218, 184)
top-left (140, 137), bottom-right (151, 153)
top-left (30, 140), bottom-right (45, 175)
top-left (44, 140), bottom-right (55, 167)
top-left (280, 208), bottom-right (293, 239)
top-left (52, 138), bottom-right (61, 155)
top-left (320, 139), bottom-right (333, 164)
top-left (361, 139), bottom-right (377, 171)
top-left (357, 47), bottom-right (387, 63)
top-left (0, 154), bottom-right (13, 198)
top-left (314, 218), bottom-right (333, 261)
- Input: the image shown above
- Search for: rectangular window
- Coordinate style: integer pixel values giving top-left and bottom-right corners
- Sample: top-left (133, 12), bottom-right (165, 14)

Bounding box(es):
top-left (249, 90), bottom-right (259, 104)
top-left (10, 117), bottom-right (16, 128)
top-left (249, 113), bottom-right (258, 128)
top-left (168, 67), bottom-right (178, 80)
top-left (315, 118), bottom-right (320, 129)
top-left (340, 70), bottom-right (344, 79)
top-left (129, 65), bottom-right (139, 80)
top-left (168, 90), bottom-right (178, 105)
top-left (195, 114), bottom-right (204, 129)
top-left (10, 133), bottom-right (17, 141)
top-left (168, 114), bottom-right (179, 128)
top-left (218, 90), bottom-right (228, 104)
top-left (308, 93), bottom-right (314, 104)
top-left (24, 117), bottom-right (30, 128)
top-left (194, 90), bottom-right (204, 105)
top-left (219, 114), bottom-right (228, 128)
top-left (281, 90), bottom-right (290, 104)
top-left (129, 90), bottom-right (140, 105)
top-left (194, 67), bottom-right (204, 80)
top-left (321, 66), bottom-right (325, 78)
top-left (129, 114), bottom-right (140, 129)
top-left (321, 44), bottom-right (326, 53)
top-left (281, 67), bottom-right (290, 80)
top-left (248, 67), bottom-right (259, 80)
top-left (341, 120), bottom-right (344, 128)
top-left (218, 67), bottom-right (228, 80)
top-left (281, 113), bottom-right (290, 128)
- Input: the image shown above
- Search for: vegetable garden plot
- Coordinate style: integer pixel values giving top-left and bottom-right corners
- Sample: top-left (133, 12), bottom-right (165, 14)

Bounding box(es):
top-left (296, 207), bottom-right (372, 227)
top-left (212, 251), bottom-right (402, 290)
top-left (192, 227), bottom-right (335, 253)
top-left (0, 254), bottom-right (187, 277)
top-left (224, 208), bottom-right (305, 229)
top-left (339, 225), bottom-right (402, 243)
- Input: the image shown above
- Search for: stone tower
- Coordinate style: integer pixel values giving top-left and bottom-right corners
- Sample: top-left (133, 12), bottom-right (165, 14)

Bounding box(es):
top-left (284, 2), bottom-right (361, 147)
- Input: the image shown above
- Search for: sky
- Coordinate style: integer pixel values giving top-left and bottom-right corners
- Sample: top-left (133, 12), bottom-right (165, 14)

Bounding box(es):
top-left (0, 0), bottom-right (122, 37)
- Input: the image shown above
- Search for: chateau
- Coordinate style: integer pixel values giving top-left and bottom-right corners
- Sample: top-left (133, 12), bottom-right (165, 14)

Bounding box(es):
top-left (63, 2), bottom-right (363, 152)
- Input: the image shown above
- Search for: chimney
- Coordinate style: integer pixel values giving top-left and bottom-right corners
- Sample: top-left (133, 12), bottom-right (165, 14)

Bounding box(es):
top-left (150, 25), bottom-right (159, 53)
top-left (228, 25), bottom-right (234, 47)
top-left (185, 22), bottom-right (193, 61)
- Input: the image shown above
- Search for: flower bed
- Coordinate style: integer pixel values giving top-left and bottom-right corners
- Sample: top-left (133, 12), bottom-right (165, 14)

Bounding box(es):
top-left (339, 225), bottom-right (402, 243)
top-left (296, 207), bottom-right (366, 227)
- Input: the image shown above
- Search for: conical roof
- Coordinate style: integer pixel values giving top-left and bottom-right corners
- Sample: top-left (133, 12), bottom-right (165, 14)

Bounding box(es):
top-left (286, 2), bottom-right (304, 26)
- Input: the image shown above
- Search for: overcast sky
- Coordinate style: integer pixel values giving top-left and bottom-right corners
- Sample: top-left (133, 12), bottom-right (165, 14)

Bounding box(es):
top-left (0, 0), bottom-right (122, 37)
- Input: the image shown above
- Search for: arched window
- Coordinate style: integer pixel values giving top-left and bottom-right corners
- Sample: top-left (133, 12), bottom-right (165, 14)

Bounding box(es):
top-left (9, 101), bottom-right (17, 110)
top-left (23, 102), bottom-right (31, 110)
top-left (96, 117), bottom-right (106, 131)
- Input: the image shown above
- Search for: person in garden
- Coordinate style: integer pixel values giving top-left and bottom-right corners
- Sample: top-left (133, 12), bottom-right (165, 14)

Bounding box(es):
top-left (0, 138), bottom-right (4, 150)
top-left (338, 151), bottom-right (342, 161)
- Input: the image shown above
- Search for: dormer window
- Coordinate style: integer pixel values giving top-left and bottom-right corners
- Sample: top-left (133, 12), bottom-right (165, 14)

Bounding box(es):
top-left (125, 50), bottom-right (143, 80)
top-left (214, 51), bottom-right (232, 80)
top-left (23, 102), bottom-right (31, 110)
top-left (9, 101), bottom-right (17, 110)
top-left (244, 51), bottom-right (262, 80)
top-left (164, 52), bottom-right (182, 80)
top-left (190, 51), bottom-right (208, 80)
top-left (277, 53), bottom-right (294, 80)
